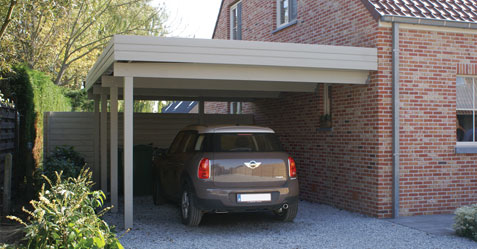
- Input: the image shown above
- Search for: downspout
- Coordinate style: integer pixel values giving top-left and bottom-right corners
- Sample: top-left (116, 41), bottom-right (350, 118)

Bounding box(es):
top-left (392, 22), bottom-right (400, 218)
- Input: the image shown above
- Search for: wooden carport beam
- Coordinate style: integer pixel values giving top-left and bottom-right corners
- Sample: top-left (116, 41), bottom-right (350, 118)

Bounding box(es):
top-left (103, 77), bottom-right (320, 93)
top-left (113, 62), bottom-right (370, 85)
top-left (94, 83), bottom-right (284, 99)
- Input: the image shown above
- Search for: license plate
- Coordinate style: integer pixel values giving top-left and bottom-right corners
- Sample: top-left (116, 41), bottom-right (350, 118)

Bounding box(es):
top-left (237, 193), bottom-right (271, 203)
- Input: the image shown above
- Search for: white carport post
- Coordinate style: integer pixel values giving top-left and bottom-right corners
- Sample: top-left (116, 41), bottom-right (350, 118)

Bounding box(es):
top-left (123, 77), bottom-right (134, 229)
top-left (100, 93), bottom-right (108, 193)
top-left (93, 95), bottom-right (100, 186)
top-left (110, 86), bottom-right (119, 212)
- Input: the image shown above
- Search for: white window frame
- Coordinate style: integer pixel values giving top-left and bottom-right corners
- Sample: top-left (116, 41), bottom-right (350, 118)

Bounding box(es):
top-left (230, 102), bottom-right (242, 114)
top-left (276, 0), bottom-right (297, 28)
top-left (230, 1), bottom-right (242, 40)
top-left (456, 76), bottom-right (477, 148)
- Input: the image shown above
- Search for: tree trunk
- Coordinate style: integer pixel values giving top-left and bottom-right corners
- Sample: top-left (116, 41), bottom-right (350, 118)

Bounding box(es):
top-left (54, 64), bottom-right (68, 85)
top-left (0, 0), bottom-right (17, 41)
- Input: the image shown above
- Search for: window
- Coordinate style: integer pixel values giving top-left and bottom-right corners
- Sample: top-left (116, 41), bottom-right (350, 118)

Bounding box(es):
top-left (456, 76), bottom-right (477, 144)
top-left (211, 133), bottom-right (284, 152)
top-left (182, 132), bottom-right (198, 153)
top-left (230, 1), bottom-right (242, 40)
top-left (277, 0), bottom-right (297, 26)
top-left (169, 131), bottom-right (186, 154)
top-left (230, 102), bottom-right (242, 114)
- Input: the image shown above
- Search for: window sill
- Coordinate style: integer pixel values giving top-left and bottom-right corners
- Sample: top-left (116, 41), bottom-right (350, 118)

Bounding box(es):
top-left (272, 19), bottom-right (298, 34)
top-left (316, 128), bottom-right (332, 132)
top-left (455, 144), bottom-right (477, 154)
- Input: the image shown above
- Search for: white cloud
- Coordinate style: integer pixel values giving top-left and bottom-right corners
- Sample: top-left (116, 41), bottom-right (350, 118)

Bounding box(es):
top-left (152, 0), bottom-right (222, 39)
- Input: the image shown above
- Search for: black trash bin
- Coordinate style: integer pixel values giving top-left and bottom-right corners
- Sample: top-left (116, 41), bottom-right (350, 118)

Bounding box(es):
top-left (118, 144), bottom-right (153, 196)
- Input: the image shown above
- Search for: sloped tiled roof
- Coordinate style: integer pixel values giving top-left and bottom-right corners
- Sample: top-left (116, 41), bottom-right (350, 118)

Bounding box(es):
top-left (364, 0), bottom-right (477, 23)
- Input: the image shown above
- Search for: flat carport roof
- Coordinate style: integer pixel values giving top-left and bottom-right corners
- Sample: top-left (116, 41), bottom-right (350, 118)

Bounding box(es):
top-left (85, 35), bottom-right (377, 229)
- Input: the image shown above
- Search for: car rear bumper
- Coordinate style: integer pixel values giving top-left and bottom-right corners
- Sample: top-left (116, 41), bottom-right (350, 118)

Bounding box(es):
top-left (193, 181), bottom-right (299, 213)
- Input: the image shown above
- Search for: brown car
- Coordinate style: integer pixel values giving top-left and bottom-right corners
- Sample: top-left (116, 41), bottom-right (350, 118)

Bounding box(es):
top-left (152, 125), bottom-right (299, 226)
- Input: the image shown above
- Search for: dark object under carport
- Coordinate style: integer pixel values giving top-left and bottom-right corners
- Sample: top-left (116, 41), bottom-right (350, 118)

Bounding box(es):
top-left (118, 144), bottom-right (154, 196)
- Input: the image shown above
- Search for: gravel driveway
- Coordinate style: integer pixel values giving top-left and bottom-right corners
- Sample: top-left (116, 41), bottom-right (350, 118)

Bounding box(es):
top-left (104, 198), bottom-right (476, 249)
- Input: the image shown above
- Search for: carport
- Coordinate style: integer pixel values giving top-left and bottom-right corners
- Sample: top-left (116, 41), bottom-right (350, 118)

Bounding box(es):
top-left (85, 35), bottom-right (377, 228)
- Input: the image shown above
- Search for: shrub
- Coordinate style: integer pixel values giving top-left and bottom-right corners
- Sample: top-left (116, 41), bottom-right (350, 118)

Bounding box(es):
top-left (65, 89), bottom-right (93, 112)
top-left (1, 65), bottom-right (72, 196)
top-left (454, 204), bottom-right (477, 240)
top-left (42, 146), bottom-right (86, 181)
top-left (8, 169), bottom-right (123, 249)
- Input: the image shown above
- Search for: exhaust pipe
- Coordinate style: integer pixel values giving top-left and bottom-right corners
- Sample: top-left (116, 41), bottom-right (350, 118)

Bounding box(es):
top-left (282, 203), bottom-right (289, 210)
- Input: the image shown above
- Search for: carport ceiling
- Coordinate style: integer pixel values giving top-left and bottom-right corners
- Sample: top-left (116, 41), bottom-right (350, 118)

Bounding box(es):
top-left (85, 35), bottom-right (377, 100)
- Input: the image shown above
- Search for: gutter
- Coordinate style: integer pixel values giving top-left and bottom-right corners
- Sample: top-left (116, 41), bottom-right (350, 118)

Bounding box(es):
top-left (391, 22), bottom-right (400, 218)
top-left (381, 15), bottom-right (477, 30)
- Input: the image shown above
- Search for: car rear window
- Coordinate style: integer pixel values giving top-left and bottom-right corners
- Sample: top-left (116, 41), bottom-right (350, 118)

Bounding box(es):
top-left (209, 133), bottom-right (283, 152)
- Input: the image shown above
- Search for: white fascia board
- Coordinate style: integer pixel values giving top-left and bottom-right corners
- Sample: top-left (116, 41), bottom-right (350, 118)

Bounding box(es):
top-left (112, 35), bottom-right (377, 71)
top-left (85, 40), bottom-right (115, 90)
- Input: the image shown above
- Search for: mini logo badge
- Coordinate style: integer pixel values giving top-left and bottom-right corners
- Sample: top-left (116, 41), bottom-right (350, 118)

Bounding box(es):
top-left (244, 160), bottom-right (262, 169)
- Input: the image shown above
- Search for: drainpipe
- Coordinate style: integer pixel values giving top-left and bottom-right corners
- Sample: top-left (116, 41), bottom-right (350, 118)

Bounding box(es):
top-left (392, 22), bottom-right (400, 218)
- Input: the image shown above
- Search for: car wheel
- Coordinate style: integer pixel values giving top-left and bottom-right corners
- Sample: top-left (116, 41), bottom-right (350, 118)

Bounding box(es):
top-left (180, 184), bottom-right (203, 226)
top-left (153, 178), bottom-right (165, 205)
top-left (274, 203), bottom-right (298, 222)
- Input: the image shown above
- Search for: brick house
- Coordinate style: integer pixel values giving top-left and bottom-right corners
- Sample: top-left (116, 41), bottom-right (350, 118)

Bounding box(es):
top-left (212, 0), bottom-right (477, 218)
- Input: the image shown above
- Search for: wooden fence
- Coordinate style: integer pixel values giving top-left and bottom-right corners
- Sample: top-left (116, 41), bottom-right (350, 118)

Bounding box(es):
top-left (44, 112), bottom-right (254, 185)
top-left (0, 106), bottom-right (18, 200)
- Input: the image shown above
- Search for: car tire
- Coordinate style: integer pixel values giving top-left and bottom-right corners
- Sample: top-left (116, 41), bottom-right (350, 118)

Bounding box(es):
top-left (274, 203), bottom-right (298, 222)
top-left (180, 184), bottom-right (203, 226)
top-left (153, 178), bottom-right (166, 205)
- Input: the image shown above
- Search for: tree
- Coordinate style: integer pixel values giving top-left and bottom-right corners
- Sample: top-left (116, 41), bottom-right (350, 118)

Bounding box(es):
top-left (1, 0), bottom-right (168, 87)
top-left (52, 0), bottom-right (168, 86)
top-left (0, 0), bottom-right (17, 41)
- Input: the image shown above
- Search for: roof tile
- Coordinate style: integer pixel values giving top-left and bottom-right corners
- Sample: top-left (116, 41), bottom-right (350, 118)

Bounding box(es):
top-left (366, 0), bottom-right (477, 22)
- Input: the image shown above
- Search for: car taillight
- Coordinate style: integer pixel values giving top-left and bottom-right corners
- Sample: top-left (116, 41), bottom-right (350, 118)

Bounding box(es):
top-left (288, 157), bottom-right (297, 178)
top-left (198, 158), bottom-right (210, 179)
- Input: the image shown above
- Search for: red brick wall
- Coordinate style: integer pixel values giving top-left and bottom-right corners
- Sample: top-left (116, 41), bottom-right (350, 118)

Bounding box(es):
top-left (215, 0), bottom-right (383, 216)
top-left (214, 0), bottom-right (376, 48)
top-left (395, 28), bottom-right (477, 216)
top-left (204, 102), bottom-right (229, 114)
top-left (214, 0), bottom-right (477, 217)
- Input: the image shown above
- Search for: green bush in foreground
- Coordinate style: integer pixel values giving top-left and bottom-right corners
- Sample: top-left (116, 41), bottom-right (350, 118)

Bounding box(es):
top-left (8, 169), bottom-right (123, 249)
top-left (42, 146), bottom-right (86, 181)
top-left (454, 204), bottom-right (477, 241)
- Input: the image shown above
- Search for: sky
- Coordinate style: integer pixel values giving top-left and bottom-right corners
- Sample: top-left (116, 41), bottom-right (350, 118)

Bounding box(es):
top-left (152, 0), bottom-right (222, 39)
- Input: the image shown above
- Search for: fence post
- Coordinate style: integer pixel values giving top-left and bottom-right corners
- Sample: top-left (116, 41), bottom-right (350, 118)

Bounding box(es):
top-left (3, 153), bottom-right (12, 214)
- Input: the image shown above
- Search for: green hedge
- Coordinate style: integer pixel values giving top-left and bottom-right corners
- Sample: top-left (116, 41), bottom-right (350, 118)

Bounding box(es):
top-left (1, 65), bottom-right (72, 196)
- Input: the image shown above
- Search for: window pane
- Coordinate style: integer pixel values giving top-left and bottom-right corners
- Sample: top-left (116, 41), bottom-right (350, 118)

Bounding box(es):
top-left (463, 114), bottom-right (477, 142)
top-left (212, 133), bottom-right (283, 152)
top-left (169, 132), bottom-right (185, 154)
top-left (280, 0), bottom-right (289, 25)
top-left (457, 112), bottom-right (473, 141)
top-left (230, 3), bottom-right (242, 40)
top-left (290, 0), bottom-right (297, 20)
top-left (456, 77), bottom-right (474, 109)
top-left (232, 8), bottom-right (238, 39)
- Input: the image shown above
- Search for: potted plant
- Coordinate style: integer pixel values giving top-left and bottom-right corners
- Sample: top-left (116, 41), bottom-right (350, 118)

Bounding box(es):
top-left (320, 114), bottom-right (332, 129)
